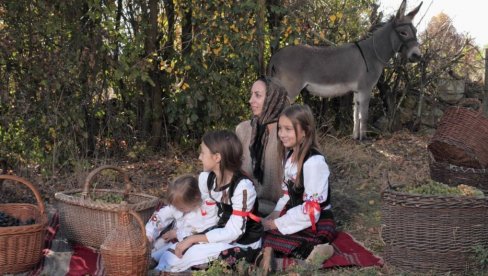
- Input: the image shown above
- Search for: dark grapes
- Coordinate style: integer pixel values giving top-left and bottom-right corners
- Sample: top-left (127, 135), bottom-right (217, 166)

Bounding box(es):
top-left (0, 211), bottom-right (36, 227)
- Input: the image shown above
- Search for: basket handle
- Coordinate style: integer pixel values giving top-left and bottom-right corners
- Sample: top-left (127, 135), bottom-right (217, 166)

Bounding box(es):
top-left (0, 174), bottom-right (45, 216)
top-left (128, 209), bottom-right (149, 246)
top-left (82, 165), bottom-right (132, 199)
top-left (458, 98), bottom-right (483, 114)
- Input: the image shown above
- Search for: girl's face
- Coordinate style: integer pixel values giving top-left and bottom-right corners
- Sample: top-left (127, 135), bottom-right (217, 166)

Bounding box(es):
top-left (278, 115), bottom-right (305, 149)
top-left (249, 80), bottom-right (267, 116)
top-left (199, 142), bottom-right (220, 172)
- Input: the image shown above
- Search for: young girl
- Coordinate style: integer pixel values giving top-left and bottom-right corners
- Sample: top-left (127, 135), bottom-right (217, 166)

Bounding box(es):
top-left (262, 104), bottom-right (337, 266)
top-left (145, 174), bottom-right (218, 271)
top-left (155, 130), bottom-right (263, 273)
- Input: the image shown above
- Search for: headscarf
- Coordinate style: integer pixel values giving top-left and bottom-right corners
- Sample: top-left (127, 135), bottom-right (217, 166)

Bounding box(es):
top-left (249, 76), bottom-right (289, 184)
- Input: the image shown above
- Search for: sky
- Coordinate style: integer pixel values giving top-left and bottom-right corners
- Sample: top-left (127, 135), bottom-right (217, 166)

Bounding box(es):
top-left (378, 0), bottom-right (488, 48)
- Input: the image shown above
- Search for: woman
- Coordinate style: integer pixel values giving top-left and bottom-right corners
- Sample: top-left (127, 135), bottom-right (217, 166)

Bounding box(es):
top-left (236, 76), bottom-right (289, 215)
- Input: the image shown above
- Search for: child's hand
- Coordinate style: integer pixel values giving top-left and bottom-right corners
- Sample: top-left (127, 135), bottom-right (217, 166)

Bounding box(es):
top-left (162, 229), bottom-right (177, 241)
top-left (174, 238), bottom-right (194, 258)
top-left (265, 211), bottom-right (280, 220)
top-left (262, 219), bottom-right (278, 231)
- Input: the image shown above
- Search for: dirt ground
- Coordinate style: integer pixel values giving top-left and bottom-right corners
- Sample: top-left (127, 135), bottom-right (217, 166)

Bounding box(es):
top-left (0, 129), bottom-right (433, 274)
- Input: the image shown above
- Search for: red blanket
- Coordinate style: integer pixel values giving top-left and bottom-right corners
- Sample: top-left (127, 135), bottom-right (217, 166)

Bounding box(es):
top-left (277, 231), bottom-right (384, 271)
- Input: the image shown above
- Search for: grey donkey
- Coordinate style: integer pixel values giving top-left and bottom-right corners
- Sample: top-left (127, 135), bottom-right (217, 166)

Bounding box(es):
top-left (268, 0), bottom-right (423, 140)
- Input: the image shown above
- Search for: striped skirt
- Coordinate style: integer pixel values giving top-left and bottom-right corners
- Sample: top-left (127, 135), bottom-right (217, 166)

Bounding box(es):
top-left (262, 210), bottom-right (337, 259)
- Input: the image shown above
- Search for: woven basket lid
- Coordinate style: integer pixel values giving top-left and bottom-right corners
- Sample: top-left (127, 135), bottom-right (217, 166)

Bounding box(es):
top-left (101, 201), bottom-right (147, 252)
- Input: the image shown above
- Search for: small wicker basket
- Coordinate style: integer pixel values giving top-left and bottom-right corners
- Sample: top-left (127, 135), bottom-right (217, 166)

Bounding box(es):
top-left (381, 188), bottom-right (488, 274)
top-left (0, 175), bottom-right (48, 274)
top-left (429, 155), bottom-right (488, 193)
top-left (428, 98), bottom-right (488, 169)
top-left (55, 165), bottom-right (160, 248)
top-left (101, 202), bottom-right (149, 276)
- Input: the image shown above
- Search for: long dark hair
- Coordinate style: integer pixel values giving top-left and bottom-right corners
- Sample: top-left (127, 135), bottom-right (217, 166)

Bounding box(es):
top-left (202, 130), bottom-right (243, 187)
top-left (278, 104), bottom-right (320, 188)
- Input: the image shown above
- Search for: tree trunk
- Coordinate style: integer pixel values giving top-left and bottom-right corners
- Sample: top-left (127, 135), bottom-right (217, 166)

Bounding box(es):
top-left (484, 48), bottom-right (488, 116)
top-left (266, 0), bottom-right (283, 56)
top-left (257, 0), bottom-right (266, 75)
top-left (146, 0), bottom-right (163, 148)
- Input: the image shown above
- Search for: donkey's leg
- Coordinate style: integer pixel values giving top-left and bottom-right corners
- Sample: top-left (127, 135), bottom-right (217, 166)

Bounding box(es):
top-left (352, 92), bottom-right (360, 140)
top-left (358, 92), bottom-right (371, 140)
top-left (279, 77), bottom-right (305, 103)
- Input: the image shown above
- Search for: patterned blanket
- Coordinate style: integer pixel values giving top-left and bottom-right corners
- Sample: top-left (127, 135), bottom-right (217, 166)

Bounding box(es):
top-left (19, 208), bottom-right (382, 275)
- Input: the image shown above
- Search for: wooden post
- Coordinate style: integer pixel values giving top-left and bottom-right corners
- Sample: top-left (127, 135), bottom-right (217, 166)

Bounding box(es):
top-left (484, 48), bottom-right (488, 116)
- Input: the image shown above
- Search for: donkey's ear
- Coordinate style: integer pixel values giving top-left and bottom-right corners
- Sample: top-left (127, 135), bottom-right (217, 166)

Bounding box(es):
top-left (395, 0), bottom-right (407, 19)
top-left (406, 2), bottom-right (423, 19)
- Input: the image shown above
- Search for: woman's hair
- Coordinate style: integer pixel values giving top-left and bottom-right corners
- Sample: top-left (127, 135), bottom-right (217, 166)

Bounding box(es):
top-left (202, 130), bottom-right (243, 186)
top-left (167, 174), bottom-right (201, 207)
top-left (278, 104), bottom-right (320, 188)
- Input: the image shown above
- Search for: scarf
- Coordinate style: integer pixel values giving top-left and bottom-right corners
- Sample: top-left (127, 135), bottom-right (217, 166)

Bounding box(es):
top-left (249, 77), bottom-right (288, 184)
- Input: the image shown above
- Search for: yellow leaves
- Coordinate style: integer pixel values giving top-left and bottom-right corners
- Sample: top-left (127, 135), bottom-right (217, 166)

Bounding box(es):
top-left (293, 38), bottom-right (300, 45)
top-left (212, 47), bottom-right (222, 55)
top-left (329, 12), bottom-right (343, 24)
top-left (181, 82), bottom-right (190, 90)
top-left (229, 24), bottom-right (239, 32)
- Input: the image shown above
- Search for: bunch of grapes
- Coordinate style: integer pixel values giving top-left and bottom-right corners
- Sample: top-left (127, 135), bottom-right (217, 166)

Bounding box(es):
top-left (94, 193), bottom-right (124, 204)
top-left (457, 184), bottom-right (485, 197)
top-left (0, 211), bottom-right (36, 227)
top-left (404, 180), bottom-right (485, 197)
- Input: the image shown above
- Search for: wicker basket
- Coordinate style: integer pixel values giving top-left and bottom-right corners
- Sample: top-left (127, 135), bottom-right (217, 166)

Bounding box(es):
top-left (55, 165), bottom-right (160, 248)
top-left (428, 98), bottom-right (488, 169)
top-left (101, 202), bottom-right (149, 276)
top-left (429, 156), bottom-right (488, 193)
top-left (381, 188), bottom-right (488, 274)
top-left (0, 175), bottom-right (48, 274)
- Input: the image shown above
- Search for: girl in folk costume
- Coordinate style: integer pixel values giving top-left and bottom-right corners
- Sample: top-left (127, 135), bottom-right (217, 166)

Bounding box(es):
top-left (236, 76), bottom-right (289, 215)
top-left (156, 130), bottom-right (263, 273)
top-left (262, 104), bottom-right (337, 266)
top-left (145, 174), bottom-right (218, 271)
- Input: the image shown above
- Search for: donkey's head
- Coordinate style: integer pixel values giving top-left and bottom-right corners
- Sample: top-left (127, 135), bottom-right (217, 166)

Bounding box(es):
top-left (392, 0), bottom-right (423, 62)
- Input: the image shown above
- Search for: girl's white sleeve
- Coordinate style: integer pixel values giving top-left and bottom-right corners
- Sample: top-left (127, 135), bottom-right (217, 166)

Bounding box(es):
top-left (145, 205), bottom-right (183, 241)
top-left (274, 155), bottom-right (330, 235)
top-left (273, 181), bottom-right (290, 212)
top-left (205, 179), bottom-right (256, 244)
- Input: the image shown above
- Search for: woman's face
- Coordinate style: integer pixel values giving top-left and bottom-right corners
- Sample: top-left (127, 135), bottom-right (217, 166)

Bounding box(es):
top-left (249, 80), bottom-right (267, 116)
top-left (278, 115), bottom-right (305, 149)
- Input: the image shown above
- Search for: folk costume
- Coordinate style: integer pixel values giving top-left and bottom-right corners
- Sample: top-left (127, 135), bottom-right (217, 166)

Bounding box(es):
top-left (263, 148), bottom-right (337, 259)
top-left (155, 171), bottom-right (263, 272)
top-left (145, 180), bottom-right (219, 270)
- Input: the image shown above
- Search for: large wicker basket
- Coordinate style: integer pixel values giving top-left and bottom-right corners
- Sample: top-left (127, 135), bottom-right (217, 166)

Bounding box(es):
top-left (381, 188), bottom-right (488, 274)
top-left (429, 156), bottom-right (488, 193)
top-left (428, 98), bottom-right (488, 169)
top-left (0, 175), bottom-right (48, 274)
top-left (101, 202), bottom-right (149, 276)
top-left (55, 165), bottom-right (160, 248)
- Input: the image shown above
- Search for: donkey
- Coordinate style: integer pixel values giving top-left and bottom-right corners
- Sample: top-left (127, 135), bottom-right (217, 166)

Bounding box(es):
top-left (268, 0), bottom-right (423, 140)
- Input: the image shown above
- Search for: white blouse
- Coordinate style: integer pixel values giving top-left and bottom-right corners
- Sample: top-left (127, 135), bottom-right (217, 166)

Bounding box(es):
top-left (273, 154), bottom-right (331, 235)
top-left (199, 171), bottom-right (258, 245)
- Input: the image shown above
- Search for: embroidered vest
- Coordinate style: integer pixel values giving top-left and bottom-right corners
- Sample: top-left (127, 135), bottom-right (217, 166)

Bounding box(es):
top-left (284, 148), bottom-right (331, 209)
top-left (206, 171), bottom-right (263, 245)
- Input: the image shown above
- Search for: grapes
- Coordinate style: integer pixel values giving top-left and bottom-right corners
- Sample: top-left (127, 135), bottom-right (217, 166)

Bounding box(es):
top-left (403, 180), bottom-right (485, 197)
top-left (94, 193), bottom-right (124, 204)
top-left (0, 211), bottom-right (36, 227)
